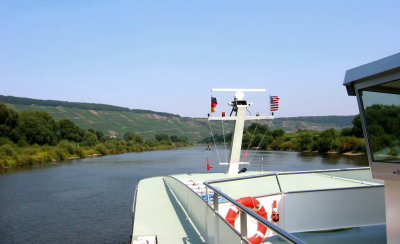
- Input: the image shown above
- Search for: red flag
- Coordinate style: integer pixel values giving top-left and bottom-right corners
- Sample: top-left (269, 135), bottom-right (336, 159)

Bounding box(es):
top-left (206, 158), bottom-right (213, 171)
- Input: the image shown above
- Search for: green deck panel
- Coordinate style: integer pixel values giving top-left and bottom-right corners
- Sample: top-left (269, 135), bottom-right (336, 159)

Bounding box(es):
top-left (277, 173), bottom-right (369, 192)
top-left (215, 176), bottom-right (281, 199)
top-left (173, 171), bottom-right (375, 198)
top-left (174, 171), bottom-right (280, 198)
top-left (173, 171), bottom-right (265, 182)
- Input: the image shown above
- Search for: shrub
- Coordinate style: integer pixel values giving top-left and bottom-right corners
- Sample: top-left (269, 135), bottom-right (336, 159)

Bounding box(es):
top-left (57, 140), bottom-right (77, 154)
top-left (83, 131), bottom-right (99, 146)
top-left (145, 139), bottom-right (158, 147)
top-left (23, 145), bottom-right (40, 155)
top-left (129, 144), bottom-right (144, 152)
top-left (75, 147), bottom-right (86, 158)
top-left (270, 138), bottom-right (284, 151)
top-left (338, 136), bottom-right (358, 153)
top-left (0, 137), bottom-right (13, 146)
top-left (53, 148), bottom-right (69, 161)
top-left (123, 133), bottom-right (144, 143)
top-left (2, 159), bottom-right (17, 167)
top-left (95, 144), bottom-right (109, 155)
top-left (389, 147), bottom-right (398, 156)
top-left (0, 144), bottom-right (16, 157)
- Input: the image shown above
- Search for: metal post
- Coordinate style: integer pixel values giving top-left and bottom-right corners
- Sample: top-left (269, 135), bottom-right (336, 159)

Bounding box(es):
top-left (213, 192), bottom-right (219, 211)
top-left (275, 173), bottom-right (283, 193)
top-left (240, 210), bottom-right (247, 237)
top-left (261, 157), bottom-right (264, 172)
top-left (206, 187), bottom-right (210, 204)
top-left (227, 106), bottom-right (247, 174)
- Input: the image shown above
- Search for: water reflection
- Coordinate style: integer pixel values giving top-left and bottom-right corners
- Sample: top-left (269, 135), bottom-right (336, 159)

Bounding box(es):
top-left (361, 80), bottom-right (400, 163)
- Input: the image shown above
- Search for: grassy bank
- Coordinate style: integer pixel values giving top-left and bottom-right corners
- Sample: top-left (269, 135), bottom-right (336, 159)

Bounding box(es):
top-left (0, 140), bottom-right (192, 168)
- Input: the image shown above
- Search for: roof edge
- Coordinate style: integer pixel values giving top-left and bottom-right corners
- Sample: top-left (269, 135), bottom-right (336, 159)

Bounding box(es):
top-left (344, 52), bottom-right (400, 85)
top-left (343, 52), bottom-right (400, 96)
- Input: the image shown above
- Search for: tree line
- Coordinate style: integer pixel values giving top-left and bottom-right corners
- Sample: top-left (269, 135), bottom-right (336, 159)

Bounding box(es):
top-left (203, 117), bottom-right (367, 154)
top-left (0, 102), bottom-right (190, 168)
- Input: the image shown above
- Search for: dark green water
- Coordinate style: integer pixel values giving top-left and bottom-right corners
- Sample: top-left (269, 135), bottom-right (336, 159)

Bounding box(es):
top-left (0, 146), bottom-right (368, 244)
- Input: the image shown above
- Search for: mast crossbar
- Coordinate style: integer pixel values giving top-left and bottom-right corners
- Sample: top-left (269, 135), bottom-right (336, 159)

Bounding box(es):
top-left (211, 88), bottom-right (266, 92)
top-left (208, 116), bottom-right (273, 121)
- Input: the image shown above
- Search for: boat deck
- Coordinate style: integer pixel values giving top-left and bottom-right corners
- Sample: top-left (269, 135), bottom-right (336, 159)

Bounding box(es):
top-left (132, 171), bottom-right (384, 244)
top-left (132, 176), bottom-right (199, 244)
top-left (132, 173), bottom-right (247, 244)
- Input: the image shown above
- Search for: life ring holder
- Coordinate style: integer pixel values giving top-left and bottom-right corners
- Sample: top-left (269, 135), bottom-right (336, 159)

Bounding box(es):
top-left (225, 196), bottom-right (268, 244)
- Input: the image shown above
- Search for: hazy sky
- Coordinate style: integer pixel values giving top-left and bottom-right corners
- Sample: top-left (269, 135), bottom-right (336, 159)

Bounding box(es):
top-left (1, 0), bottom-right (399, 118)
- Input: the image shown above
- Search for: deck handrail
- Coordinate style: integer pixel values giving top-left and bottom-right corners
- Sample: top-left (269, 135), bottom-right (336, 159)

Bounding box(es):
top-left (131, 185), bottom-right (139, 242)
top-left (202, 167), bottom-right (379, 244)
top-left (205, 167), bottom-right (383, 197)
top-left (205, 166), bottom-right (371, 184)
top-left (164, 176), bottom-right (247, 243)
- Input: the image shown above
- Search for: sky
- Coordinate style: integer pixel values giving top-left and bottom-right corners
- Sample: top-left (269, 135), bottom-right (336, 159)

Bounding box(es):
top-left (1, 0), bottom-right (399, 118)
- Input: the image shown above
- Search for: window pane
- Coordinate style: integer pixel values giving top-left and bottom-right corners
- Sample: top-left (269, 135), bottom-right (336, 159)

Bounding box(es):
top-left (361, 80), bottom-right (400, 163)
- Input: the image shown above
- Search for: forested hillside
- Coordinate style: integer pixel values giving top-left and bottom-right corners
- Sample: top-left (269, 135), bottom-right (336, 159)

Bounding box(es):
top-left (1, 95), bottom-right (355, 141)
top-left (0, 102), bottom-right (192, 168)
top-left (273, 116), bottom-right (354, 131)
top-left (0, 95), bottom-right (179, 116)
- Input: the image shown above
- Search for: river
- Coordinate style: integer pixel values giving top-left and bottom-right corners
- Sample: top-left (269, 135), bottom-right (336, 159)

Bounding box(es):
top-left (0, 146), bottom-right (368, 244)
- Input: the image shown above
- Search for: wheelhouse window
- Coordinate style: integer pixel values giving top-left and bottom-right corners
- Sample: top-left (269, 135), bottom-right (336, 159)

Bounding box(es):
top-left (360, 80), bottom-right (400, 163)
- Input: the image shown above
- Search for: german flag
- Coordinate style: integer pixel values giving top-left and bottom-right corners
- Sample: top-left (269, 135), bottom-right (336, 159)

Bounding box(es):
top-left (211, 97), bottom-right (218, 113)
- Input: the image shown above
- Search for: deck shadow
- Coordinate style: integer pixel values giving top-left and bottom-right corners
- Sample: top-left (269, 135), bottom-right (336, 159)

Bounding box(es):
top-left (163, 180), bottom-right (206, 244)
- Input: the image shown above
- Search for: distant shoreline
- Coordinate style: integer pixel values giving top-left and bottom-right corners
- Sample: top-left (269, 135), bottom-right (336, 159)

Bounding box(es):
top-left (284, 150), bottom-right (366, 156)
top-left (202, 144), bottom-right (366, 157)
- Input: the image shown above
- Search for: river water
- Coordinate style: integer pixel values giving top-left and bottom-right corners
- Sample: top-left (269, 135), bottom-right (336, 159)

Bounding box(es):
top-left (0, 146), bottom-right (368, 244)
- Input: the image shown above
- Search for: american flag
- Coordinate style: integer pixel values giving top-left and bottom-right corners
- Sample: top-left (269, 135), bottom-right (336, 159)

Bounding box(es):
top-left (270, 96), bottom-right (280, 112)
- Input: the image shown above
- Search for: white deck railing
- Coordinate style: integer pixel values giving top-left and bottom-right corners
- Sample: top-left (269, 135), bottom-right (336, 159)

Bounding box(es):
top-left (204, 167), bottom-right (384, 240)
top-left (164, 175), bottom-right (301, 243)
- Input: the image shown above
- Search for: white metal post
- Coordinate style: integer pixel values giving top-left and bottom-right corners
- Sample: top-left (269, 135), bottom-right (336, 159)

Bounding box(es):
top-left (227, 105), bottom-right (246, 174)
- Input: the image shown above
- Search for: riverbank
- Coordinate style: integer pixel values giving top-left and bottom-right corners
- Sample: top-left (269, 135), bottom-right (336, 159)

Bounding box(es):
top-left (0, 141), bottom-right (192, 169)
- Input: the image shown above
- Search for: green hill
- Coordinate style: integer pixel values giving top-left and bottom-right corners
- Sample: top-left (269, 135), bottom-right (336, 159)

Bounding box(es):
top-left (273, 116), bottom-right (354, 132)
top-left (0, 95), bottom-right (355, 141)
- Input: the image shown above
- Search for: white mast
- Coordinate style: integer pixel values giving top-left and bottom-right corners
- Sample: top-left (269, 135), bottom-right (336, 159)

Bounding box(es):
top-left (208, 89), bottom-right (274, 175)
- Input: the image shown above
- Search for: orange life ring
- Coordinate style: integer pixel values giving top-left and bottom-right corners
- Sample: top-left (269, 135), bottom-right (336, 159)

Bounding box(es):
top-left (225, 197), bottom-right (268, 244)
